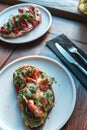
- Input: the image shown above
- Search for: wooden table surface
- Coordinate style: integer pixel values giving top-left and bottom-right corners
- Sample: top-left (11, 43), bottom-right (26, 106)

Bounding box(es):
top-left (0, 1), bottom-right (87, 130)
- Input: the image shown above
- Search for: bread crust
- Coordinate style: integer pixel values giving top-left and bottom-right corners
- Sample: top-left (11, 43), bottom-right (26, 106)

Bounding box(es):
top-left (0, 27), bottom-right (33, 39)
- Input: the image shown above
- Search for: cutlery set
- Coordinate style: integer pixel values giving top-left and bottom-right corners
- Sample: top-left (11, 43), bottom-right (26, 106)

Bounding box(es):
top-left (55, 42), bottom-right (87, 76)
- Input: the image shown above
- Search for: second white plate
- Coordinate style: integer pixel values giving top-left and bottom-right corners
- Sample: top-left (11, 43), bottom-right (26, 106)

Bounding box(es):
top-left (0, 3), bottom-right (52, 44)
top-left (0, 56), bottom-right (76, 130)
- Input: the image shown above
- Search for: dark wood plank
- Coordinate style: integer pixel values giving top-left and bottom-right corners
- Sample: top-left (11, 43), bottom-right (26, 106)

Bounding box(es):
top-left (0, 41), bottom-right (17, 70)
top-left (0, 0), bottom-right (87, 22)
top-left (0, 3), bottom-right (9, 11)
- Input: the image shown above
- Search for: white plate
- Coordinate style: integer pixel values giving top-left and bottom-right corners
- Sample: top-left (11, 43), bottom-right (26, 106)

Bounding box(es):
top-left (0, 56), bottom-right (76, 130)
top-left (0, 3), bottom-right (52, 44)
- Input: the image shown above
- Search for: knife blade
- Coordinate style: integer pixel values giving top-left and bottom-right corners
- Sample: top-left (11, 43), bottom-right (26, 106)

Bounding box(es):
top-left (55, 42), bottom-right (87, 76)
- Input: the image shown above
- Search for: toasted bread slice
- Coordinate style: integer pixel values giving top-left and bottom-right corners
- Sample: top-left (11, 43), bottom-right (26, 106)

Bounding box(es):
top-left (0, 6), bottom-right (42, 39)
top-left (13, 65), bottom-right (55, 129)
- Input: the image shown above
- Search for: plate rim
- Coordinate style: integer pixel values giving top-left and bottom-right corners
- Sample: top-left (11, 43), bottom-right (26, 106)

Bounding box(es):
top-left (0, 3), bottom-right (52, 44)
top-left (0, 55), bottom-right (76, 130)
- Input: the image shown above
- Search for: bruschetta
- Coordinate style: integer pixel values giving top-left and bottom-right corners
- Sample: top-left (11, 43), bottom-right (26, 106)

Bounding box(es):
top-left (0, 5), bottom-right (42, 39)
top-left (13, 65), bottom-right (55, 129)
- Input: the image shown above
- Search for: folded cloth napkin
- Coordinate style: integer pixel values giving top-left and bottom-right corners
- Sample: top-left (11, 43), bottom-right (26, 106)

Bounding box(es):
top-left (46, 34), bottom-right (87, 89)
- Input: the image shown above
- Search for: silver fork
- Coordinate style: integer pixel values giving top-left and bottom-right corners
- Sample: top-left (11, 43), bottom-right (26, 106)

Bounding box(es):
top-left (68, 46), bottom-right (87, 65)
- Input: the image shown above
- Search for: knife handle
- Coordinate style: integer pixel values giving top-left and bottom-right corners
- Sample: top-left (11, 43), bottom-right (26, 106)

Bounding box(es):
top-left (75, 62), bottom-right (87, 76)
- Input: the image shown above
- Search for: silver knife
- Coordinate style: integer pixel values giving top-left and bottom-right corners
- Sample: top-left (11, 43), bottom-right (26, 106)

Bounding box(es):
top-left (55, 42), bottom-right (87, 76)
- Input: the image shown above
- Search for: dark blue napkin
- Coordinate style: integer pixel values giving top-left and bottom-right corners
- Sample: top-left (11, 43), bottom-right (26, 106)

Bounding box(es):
top-left (46, 34), bottom-right (87, 89)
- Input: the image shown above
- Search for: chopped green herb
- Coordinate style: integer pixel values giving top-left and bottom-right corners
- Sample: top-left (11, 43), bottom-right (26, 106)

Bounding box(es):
top-left (27, 83), bottom-right (37, 93)
top-left (16, 12), bottom-right (34, 22)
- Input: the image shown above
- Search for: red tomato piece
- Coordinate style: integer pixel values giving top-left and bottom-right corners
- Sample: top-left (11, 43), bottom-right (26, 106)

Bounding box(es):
top-left (22, 65), bottom-right (29, 69)
top-left (20, 23), bottom-right (27, 30)
top-left (39, 85), bottom-right (46, 91)
top-left (39, 79), bottom-right (48, 85)
top-left (29, 5), bottom-right (34, 14)
top-left (0, 26), bottom-right (9, 35)
top-left (12, 27), bottom-right (19, 34)
top-left (25, 77), bottom-right (37, 84)
top-left (20, 18), bottom-right (28, 30)
top-left (30, 19), bottom-right (39, 27)
top-left (39, 79), bottom-right (49, 91)
top-left (31, 68), bottom-right (39, 80)
top-left (40, 97), bottom-right (48, 107)
top-left (27, 100), bottom-right (37, 111)
top-left (18, 8), bottom-right (24, 13)
top-left (15, 86), bottom-right (20, 93)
